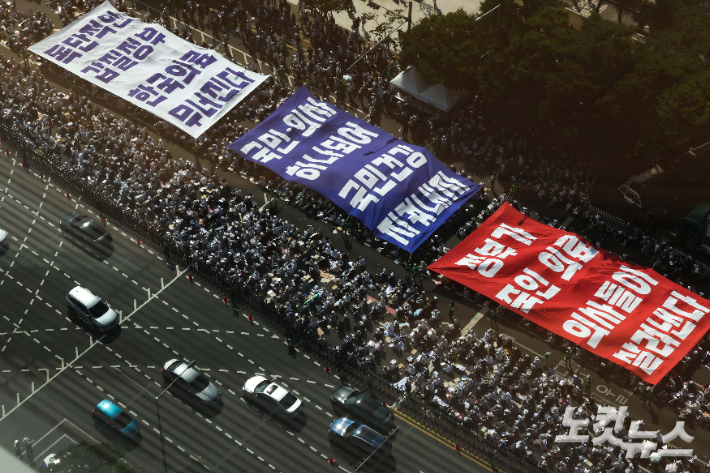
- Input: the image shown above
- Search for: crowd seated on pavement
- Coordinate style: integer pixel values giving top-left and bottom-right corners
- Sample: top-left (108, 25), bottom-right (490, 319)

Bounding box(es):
top-left (3, 0), bottom-right (710, 472)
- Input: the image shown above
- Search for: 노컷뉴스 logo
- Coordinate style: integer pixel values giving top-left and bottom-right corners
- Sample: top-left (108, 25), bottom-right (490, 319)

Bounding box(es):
top-left (555, 406), bottom-right (693, 458)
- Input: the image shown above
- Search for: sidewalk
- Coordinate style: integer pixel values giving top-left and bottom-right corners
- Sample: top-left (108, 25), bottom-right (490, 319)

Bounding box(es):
top-left (285, 0), bottom-right (483, 40)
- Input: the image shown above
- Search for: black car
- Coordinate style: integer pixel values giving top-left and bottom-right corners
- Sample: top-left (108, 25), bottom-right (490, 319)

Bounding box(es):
top-left (61, 212), bottom-right (112, 247)
top-left (331, 387), bottom-right (395, 433)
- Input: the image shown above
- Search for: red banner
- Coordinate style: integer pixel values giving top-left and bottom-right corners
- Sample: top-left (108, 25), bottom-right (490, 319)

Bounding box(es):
top-left (429, 202), bottom-right (710, 384)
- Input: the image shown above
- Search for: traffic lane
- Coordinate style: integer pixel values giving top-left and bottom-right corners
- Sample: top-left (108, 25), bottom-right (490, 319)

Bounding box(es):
top-left (0, 382), bottom-right (94, 468)
top-left (0, 243), bottom-right (121, 364)
top-left (386, 412), bottom-right (492, 473)
top-left (0, 326), bottom-right (64, 407)
top-left (0, 248), bottom-right (80, 342)
top-left (0, 239), bottom-right (186, 387)
top-left (0, 270), bottom-right (224, 468)
top-left (100, 306), bottom-right (351, 429)
top-left (0, 276), bottom-right (83, 355)
top-left (4, 364), bottom-right (222, 473)
top-left (0, 320), bottom-right (277, 473)
top-left (110, 286), bottom-right (479, 473)
top-left (129, 275), bottom-right (288, 341)
top-left (0, 272), bottom-right (125, 410)
top-left (130, 279), bottom-right (345, 403)
top-left (96, 312), bottom-right (345, 446)
top-left (0, 175), bottom-right (68, 261)
top-left (0, 160), bottom-right (168, 312)
top-left (0, 152), bottom-right (178, 295)
top-left (69, 334), bottom-right (346, 473)
top-left (90, 296), bottom-right (410, 473)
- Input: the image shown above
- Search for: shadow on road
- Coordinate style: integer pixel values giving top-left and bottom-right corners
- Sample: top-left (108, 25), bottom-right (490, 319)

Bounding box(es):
top-left (164, 389), bottom-right (225, 419)
top-left (63, 232), bottom-right (115, 261)
top-left (93, 419), bottom-right (142, 451)
top-left (328, 438), bottom-right (398, 473)
top-left (242, 398), bottom-right (309, 434)
top-left (67, 309), bottom-right (122, 343)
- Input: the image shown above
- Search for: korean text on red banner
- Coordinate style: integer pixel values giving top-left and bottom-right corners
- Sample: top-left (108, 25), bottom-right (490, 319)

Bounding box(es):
top-left (429, 202), bottom-right (710, 384)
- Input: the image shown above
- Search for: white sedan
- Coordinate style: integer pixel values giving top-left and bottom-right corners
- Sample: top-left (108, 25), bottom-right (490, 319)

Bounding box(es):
top-left (0, 228), bottom-right (7, 247)
top-left (243, 376), bottom-right (303, 418)
top-left (66, 286), bottom-right (118, 331)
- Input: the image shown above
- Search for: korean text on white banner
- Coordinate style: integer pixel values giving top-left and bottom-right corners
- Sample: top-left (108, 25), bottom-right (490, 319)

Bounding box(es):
top-left (29, 2), bottom-right (268, 138)
top-left (227, 87), bottom-right (481, 252)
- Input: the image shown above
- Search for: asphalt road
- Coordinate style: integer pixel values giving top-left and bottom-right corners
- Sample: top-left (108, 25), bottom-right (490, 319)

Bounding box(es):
top-left (0, 154), bottom-right (490, 472)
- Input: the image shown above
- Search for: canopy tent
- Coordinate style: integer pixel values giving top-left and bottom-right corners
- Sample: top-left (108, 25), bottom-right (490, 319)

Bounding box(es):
top-left (389, 65), bottom-right (468, 113)
top-left (418, 83), bottom-right (469, 114)
top-left (390, 65), bottom-right (429, 96)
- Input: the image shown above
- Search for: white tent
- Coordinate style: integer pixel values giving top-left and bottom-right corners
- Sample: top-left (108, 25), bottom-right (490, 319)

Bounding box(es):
top-left (389, 66), bottom-right (468, 113)
top-left (389, 65), bottom-right (430, 96)
top-left (419, 83), bottom-right (470, 113)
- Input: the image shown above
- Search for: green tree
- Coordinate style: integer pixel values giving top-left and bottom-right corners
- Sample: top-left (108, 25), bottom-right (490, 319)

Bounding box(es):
top-left (398, 0), bottom-right (563, 91)
top-left (401, 0), bottom-right (710, 170)
top-left (475, 7), bottom-right (636, 156)
top-left (606, 0), bottom-right (643, 24)
top-left (398, 9), bottom-right (486, 90)
top-left (605, 0), bottom-right (710, 161)
top-left (656, 74), bottom-right (710, 148)
top-left (369, 7), bottom-right (405, 48)
top-left (517, 0), bottom-right (565, 19)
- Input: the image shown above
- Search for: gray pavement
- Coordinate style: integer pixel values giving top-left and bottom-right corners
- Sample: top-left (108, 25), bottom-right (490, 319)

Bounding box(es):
top-left (285, 0), bottom-right (482, 41)
top-left (0, 154), bottom-right (489, 472)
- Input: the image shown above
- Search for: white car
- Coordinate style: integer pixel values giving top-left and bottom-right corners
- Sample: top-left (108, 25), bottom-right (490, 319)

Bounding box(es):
top-left (0, 228), bottom-right (7, 246)
top-left (162, 359), bottom-right (221, 405)
top-left (244, 376), bottom-right (303, 418)
top-left (66, 286), bottom-right (118, 331)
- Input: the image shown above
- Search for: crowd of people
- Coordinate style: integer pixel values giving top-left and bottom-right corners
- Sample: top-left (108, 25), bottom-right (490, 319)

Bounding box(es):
top-left (0, 1), bottom-right (53, 54)
top-left (3, 0), bottom-right (710, 472)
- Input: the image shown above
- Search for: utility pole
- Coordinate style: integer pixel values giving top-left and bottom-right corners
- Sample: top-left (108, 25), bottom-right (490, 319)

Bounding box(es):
top-left (345, 20), bottom-right (408, 73)
top-left (496, 2), bottom-right (501, 44)
top-left (408, 1), bottom-right (413, 32)
top-left (475, 3), bottom-right (501, 53)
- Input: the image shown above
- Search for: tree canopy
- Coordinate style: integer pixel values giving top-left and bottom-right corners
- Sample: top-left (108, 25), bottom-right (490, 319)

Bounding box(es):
top-left (398, 0), bottom-right (710, 167)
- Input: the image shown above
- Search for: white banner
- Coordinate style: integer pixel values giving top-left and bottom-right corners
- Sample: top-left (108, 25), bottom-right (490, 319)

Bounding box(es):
top-left (29, 2), bottom-right (268, 138)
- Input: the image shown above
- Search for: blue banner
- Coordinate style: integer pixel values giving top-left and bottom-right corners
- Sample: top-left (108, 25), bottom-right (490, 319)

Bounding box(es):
top-left (228, 87), bottom-right (481, 252)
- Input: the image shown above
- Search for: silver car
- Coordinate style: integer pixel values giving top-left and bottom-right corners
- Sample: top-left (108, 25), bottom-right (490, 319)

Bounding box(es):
top-left (0, 228), bottom-right (7, 247)
top-left (60, 212), bottom-right (112, 246)
top-left (66, 286), bottom-right (118, 331)
top-left (162, 359), bottom-right (221, 405)
top-left (244, 376), bottom-right (302, 418)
